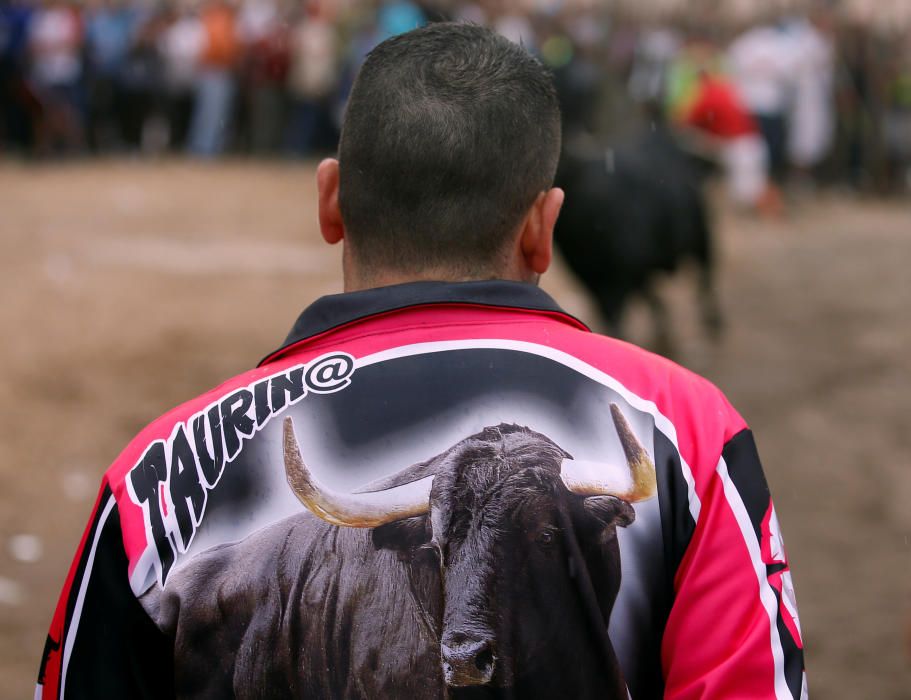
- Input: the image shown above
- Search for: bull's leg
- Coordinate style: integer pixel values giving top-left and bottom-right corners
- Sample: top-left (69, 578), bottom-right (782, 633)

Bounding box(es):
top-left (689, 197), bottom-right (724, 343)
top-left (642, 286), bottom-right (675, 357)
top-left (593, 289), bottom-right (626, 340)
top-left (697, 262), bottom-right (724, 342)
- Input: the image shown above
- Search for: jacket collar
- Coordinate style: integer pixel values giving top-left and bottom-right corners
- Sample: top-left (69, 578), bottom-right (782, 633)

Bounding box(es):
top-left (260, 280), bottom-right (588, 366)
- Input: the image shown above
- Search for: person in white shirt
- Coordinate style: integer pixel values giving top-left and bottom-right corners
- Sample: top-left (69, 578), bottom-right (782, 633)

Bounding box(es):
top-left (727, 21), bottom-right (799, 183)
top-left (785, 13), bottom-right (836, 174)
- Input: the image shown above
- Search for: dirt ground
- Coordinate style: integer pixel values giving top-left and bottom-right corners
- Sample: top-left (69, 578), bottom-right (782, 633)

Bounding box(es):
top-left (1, 161), bottom-right (909, 699)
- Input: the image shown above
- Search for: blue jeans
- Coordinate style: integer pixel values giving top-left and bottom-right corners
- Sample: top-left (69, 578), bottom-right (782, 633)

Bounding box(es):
top-left (188, 69), bottom-right (235, 157)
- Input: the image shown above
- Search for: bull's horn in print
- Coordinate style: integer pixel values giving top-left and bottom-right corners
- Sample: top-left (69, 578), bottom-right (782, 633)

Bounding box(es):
top-left (283, 417), bottom-right (432, 527)
top-left (610, 403), bottom-right (658, 501)
top-left (559, 404), bottom-right (657, 502)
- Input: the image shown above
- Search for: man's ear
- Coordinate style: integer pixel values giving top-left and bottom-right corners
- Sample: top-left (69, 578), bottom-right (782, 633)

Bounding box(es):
top-left (519, 187), bottom-right (564, 276)
top-left (317, 158), bottom-right (345, 245)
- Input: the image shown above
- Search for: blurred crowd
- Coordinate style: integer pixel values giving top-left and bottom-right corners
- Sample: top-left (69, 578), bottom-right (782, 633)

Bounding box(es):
top-left (0, 0), bottom-right (397, 157)
top-left (625, 11), bottom-right (911, 207)
top-left (1, 0), bottom-right (910, 196)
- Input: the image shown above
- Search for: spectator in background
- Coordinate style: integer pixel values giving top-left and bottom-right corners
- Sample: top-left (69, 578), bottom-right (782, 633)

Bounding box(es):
top-left (238, 0), bottom-right (289, 154)
top-left (84, 0), bottom-right (138, 151)
top-left (159, 3), bottom-right (203, 151)
top-left (28, 0), bottom-right (85, 154)
top-left (286, 0), bottom-right (338, 156)
top-left (881, 36), bottom-right (911, 190)
top-left (0, 0), bottom-right (39, 153)
top-left (680, 48), bottom-right (781, 216)
top-left (727, 20), bottom-right (798, 185)
top-left (664, 36), bottom-right (704, 122)
top-left (834, 21), bottom-right (878, 190)
top-left (188, 0), bottom-right (239, 157)
top-left (117, 4), bottom-right (167, 151)
top-left (786, 10), bottom-right (836, 183)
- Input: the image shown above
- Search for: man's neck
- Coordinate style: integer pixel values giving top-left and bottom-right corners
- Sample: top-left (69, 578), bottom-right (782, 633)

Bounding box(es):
top-left (341, 249), bottom-right (539, 293)
top-left (343, 270), bottom-right (539, 293)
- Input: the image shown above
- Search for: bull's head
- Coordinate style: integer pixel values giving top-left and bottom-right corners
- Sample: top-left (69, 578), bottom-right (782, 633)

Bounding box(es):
top-left (282, 404), bottom-right (655, 690)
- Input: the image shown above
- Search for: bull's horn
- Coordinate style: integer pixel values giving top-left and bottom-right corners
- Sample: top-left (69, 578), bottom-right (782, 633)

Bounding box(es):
top-left (283, 417), bottom-right (432, 528)
top-left (560, 404), bottom-right (657, 502)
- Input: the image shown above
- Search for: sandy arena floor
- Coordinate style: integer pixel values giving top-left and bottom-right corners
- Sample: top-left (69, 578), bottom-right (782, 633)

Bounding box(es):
top-left (1, 160), bottom-right (909, 698)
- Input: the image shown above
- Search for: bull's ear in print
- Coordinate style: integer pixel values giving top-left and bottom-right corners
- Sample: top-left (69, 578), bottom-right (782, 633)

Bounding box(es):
top-left (583, 495), bottom-right (635, 530)
top-left (372, 515), bottom-right (432, 552)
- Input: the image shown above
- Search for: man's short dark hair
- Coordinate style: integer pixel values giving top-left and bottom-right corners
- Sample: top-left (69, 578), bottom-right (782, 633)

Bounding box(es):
top-left (338, 22), bottom-right (562, 276)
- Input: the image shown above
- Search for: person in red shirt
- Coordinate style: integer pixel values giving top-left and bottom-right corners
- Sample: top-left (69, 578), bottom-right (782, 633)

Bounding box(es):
top-left (683, 68), bottom-right (783, 216)
top-left (686, 71), bottom-right (758, 138)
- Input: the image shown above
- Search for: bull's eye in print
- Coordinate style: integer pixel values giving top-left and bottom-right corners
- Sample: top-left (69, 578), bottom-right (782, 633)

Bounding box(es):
top-left (536, 527), bottom-right (557, 548)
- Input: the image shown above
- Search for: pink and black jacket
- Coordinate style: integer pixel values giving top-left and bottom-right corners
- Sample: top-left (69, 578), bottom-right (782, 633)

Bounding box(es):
top-left (38, 280), bottom-right (806, 699)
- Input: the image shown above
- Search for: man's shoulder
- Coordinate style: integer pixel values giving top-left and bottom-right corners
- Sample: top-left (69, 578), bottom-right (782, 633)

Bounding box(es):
top-left (553, 327), bottom-right (741, 422)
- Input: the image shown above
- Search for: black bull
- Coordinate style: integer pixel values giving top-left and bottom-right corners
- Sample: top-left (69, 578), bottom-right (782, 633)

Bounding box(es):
top-left (144, 404), bottom-right (656, 699)
top-left (555, 126), bottom-right (723, 350)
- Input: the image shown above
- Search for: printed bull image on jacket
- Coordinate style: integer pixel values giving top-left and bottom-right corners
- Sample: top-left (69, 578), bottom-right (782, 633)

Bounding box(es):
top-left (142, 403), bottom-right (656, 699)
